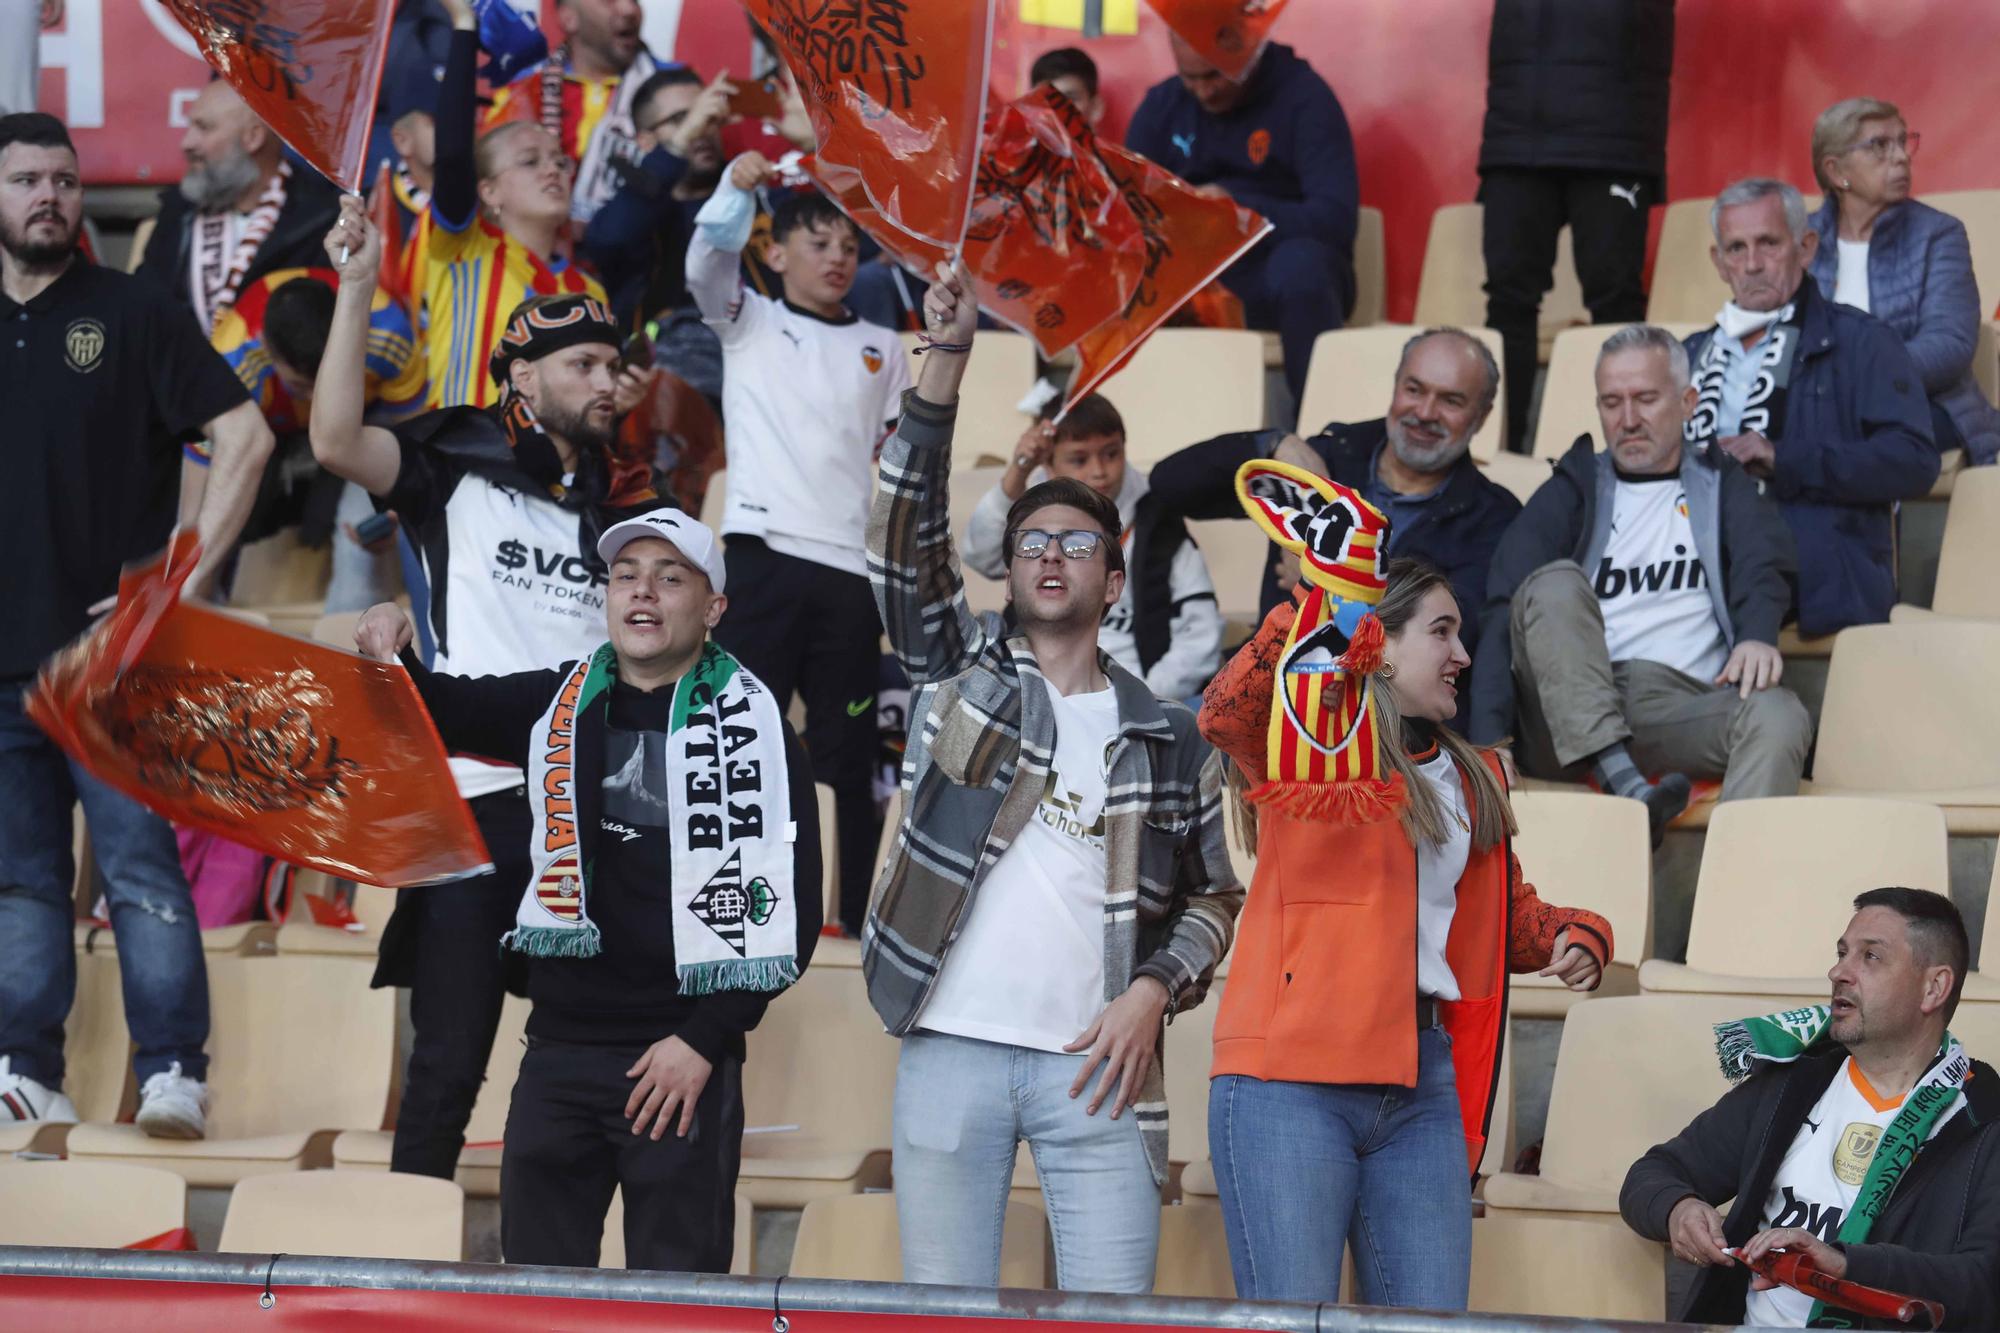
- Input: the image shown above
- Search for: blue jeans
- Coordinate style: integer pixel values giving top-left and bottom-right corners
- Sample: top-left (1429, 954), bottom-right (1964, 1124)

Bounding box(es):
top-left (0, 678), bottom-right (209, 1086)
top-left (1210, 1026), bottom-right (1471, 1309)
top-left (892, 1031), bottom-right (1160, 1293)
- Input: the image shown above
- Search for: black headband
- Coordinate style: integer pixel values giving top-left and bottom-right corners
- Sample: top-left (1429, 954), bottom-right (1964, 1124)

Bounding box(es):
top-left (488, 294), bottom-right (622, 386)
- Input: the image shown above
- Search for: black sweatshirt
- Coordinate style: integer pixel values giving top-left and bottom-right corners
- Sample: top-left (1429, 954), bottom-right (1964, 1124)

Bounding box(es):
top-left (403, 651), bottom-right (822, 1063)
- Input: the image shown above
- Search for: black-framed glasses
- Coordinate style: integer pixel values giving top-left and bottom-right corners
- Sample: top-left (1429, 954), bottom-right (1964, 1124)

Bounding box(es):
top-left (1009, 528), bottom-right (1104, 561)
top-left (1845, 131), bottom-right (1920, 162)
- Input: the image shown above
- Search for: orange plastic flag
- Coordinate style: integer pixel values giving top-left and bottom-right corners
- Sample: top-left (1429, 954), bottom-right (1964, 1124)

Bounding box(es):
top-left (1142, 0), bottom-right (1290, 82)
top-left (28, 535), bottom-right (490, 888)
top-left (1062, 140), bottom-right (1272, 414)
top-left (160, 0), bottom-right (398, 192)
top-left (743, 0), bottom-right (996, 250)
top-left (367, 161), bottom-right (410, 312)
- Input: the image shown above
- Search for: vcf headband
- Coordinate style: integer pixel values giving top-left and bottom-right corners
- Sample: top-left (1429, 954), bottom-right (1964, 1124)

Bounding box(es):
top-left (488, 294), bottom-right (623, 386)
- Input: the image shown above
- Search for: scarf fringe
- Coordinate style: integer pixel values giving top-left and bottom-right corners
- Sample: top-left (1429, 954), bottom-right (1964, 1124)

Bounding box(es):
top-left (505, 923), bottom-right (603, 958)
top-left (1248, 774), bottom-right (1406, 825)
top-left (1714, 1019), bottom-right (1756, 1082)
top-left (678, 957), bottom-right (800, 996)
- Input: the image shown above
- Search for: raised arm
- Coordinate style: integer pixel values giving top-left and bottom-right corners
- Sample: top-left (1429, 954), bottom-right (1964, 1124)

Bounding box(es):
top-left (310, 199), bottom-right (405, 497)
top-left (431, 1), bottom-right (480, 233)
top-left (866, 260), bottom-right (991, 685)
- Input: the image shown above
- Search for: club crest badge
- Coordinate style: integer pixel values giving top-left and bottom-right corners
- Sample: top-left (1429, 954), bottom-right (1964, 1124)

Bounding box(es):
top-left (535, 849), bottom-right (585, 922)
top-left (688, 848), bottom-right (778, 956)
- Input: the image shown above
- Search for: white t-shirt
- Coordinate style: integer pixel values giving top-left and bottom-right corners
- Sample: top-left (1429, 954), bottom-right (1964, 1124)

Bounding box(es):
top-left (1593, 475), bottom-right (1729, 681)
top-left (688, 233), bottom-right (910, 577)
top-left (1742, 1058), bottom-right (1964, 1327)
top-left (917, 682), bottom-right (1119, 1053)
top-left (1413, 748), bottom-right (1470, 1001)
top-left (1834, 238), bottom-right (1873, 313)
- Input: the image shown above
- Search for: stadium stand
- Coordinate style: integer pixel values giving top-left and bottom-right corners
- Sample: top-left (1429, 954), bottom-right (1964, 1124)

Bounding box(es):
top-left (1152, 1200), bottom-right (1234, 1298)
top-left (218, 1170), bottom-right (466, 1262)
top-left (1509, 792), bottom-right (1652, 1013)
top-left (1960, 852), bottom-right (2000, 1004)
top-left (1892, 465), bottom-right (2000, 621)
top-left (896, 330), bottom-right (1037, 472)
top-left (1112, 330), bottom-right (1270, 468)
top-left (1296, 325), bottom-right (1509, 460)
top-left (1186, 517), bottom-right (1274, 634)
top-left (1644, 196), bottom-right (1740, 325)
top-left (0, 942), bottom-right (133, 1157)
top-left (1411, 203), bottom-right (1590, 362)
top-left (0, 1161), bottom-right (187, 1249)
top-left (1351, 205), bottom-right (1387, 328)
top-left (1469, 1214), bottom-right (1666, 1321)
top-left (1638, 797), bottom-right (1949, 997)
top-left (1528, 322), bottom-right (1703, 460)
top-left (789, 1193), bottom-right (1049, 1286)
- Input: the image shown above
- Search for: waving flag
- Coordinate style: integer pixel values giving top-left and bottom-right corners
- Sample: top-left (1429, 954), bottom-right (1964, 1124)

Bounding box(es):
top-left (160, 0), bottom-right (398, 192)
top-left (29, 535), bottom-right (490, 888)
top-left (1143, 0), bottom-right (1290, 81)
top-left (743, 0), bottom-right (996, 251)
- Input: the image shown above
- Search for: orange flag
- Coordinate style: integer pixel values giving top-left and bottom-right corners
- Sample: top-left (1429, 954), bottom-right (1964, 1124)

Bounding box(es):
top-left (366, 161), bottom-right (410, 311)
top-left (160, 0), bottom-right (398, 192)
top-left (743, 0), bottom-right (996, 250)
top-left (1143, 0), bottom-right (1291, 82)
top-left (28, 535), bottom-right (490, 888)
top-left (1062, 140), bottom-right (1272, 414)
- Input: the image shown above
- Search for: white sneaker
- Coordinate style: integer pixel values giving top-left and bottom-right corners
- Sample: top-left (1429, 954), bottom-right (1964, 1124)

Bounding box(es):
top-left (0, 1056), bottom-right (78, 1125)
top-left (136, 1062), bottom-right (209, 1140)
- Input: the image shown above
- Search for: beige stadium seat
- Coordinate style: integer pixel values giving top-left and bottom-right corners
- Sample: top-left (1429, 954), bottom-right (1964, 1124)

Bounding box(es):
top-left (1411, 204), bottom-right (1588, 358)
top-left (1482, 992), bottom-right (1755, 1216)
top-left (1638, 797), bottom-right (1947, 998)
top-left (1646, 197), bottom-right (1731, 325)
top-left (78, 919), bottom-right (277, 959)
top-left (66, 953), bottom-right (396, 1186)
top-left (701, 468), bottom-right (728, 531)
top-left (1478, 451), bottom-right (1553, 504)
top-left (600, 1189), bottom-right (753, 1272)
top-left (1351, 205), bottom-right (1386, 328)
top-left (219, 1170), bottom-right (464, 1261)
top-left (229, 528), bottom-right (332, 611)
top-left (1164, 980), bottom-right (1224, 1167)
top-left (1479, 1028), bottom-right (1516, 1182)
top-left (1892, 466), bottom-right (2000, 622)
top-left (1510, 792), bottom-right (1652, 1014)
top-left (1, 941), bottom-right (138, 1157)
top-left (1806, 622), bottom-right (2000, 833)
top-left (1298, 326), bottom-right (1508, 461)
top-left (1530, 322), bottom-right (1704, 460)
top-left (789, 1192), bottom-right (1048, 1286)
top-left (1923, 190), bottom-right (2000, 313)
top-left (309, 610), bottom-right (364, 650)
top-left (736, 964), bottom-right (897, 1205)
top-left (1470, 1214), bottom-right (1665, 1321)
top-left (899, 330), bottom-right (1037, 472)
top-left (1185, 517), bottom-right (1270, 631)
top-left (1154, 1200), bottom-right (1234, 1298)
top-left (1111, 330), bottom-right (1268, 468)
top-left (334, 994), bottom-right (529, 1196)
top-left (0, 1161), bottom-right (187, 1248)
top-left (814, 782), bottom-right (839, 931)
top-left (1955, 850), bottom-right (2000, 1004)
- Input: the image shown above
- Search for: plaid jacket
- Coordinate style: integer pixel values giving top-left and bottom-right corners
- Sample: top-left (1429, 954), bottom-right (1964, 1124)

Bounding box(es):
top-left (863, 390), bottom-right (1243, 1185)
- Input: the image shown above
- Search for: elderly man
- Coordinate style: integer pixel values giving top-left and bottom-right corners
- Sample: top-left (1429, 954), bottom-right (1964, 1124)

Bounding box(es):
top-left (136, 81), bottom-right (341, 336)
top-left (354, 509), bottom-right (820, 1273)
top-left (1149, 328), bottom-right (1522, 676)
top-left (1469, 325), bottom-right (1809, 842)
top-left (1125, 30), bottom-right (1358, 407)
top-left (1685, 178), bottom-right (1938, 635)
top-left (1623, 888), bottom-right (2000, 1329)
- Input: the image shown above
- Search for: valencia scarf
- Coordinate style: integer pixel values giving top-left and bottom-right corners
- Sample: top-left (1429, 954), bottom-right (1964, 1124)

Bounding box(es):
top-left (512, 641), bottom-right (799, 993)
top-left (1685, 298), bottom-right (1806, 445)
top-left (1233, 459), bottom-right (1401, 824)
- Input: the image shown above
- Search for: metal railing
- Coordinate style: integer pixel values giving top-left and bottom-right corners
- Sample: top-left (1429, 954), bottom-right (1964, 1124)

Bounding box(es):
top-left (0, 1245), bottom-right (1697, 1331)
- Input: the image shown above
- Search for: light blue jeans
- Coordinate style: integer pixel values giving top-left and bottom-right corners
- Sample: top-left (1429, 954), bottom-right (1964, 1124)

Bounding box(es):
top-left (1210, 1025), bottom-right (1472, 1309)
top-left (893, 1030), bottom-right (1160, 1293)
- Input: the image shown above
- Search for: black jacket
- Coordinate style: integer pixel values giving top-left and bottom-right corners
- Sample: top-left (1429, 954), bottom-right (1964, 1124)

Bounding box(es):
top-left (1622, 1047), bottom-right (2000, 1328)
top-left (1479, 0), bottom-right (1675, 188)
top-left (1467, 436), bottom-right (1795, 745)
top-left (1148, 419), bottom-right (1523, 643)
top-left (135, 167), bottom-right (344, 313)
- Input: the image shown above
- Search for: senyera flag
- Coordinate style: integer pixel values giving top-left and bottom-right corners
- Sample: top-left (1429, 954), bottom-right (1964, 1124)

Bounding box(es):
top-left (1143, 0), bottom-right (1291, 82)
top-left (1061, 140), bottom-right (1272, 414)
top-left (743, 0), bottom-right (996, 252)
top-left (28, 534), bottom-right (491, 888)
top-left (160, 0), bottom-right (398, 193)
top-left (806, 85), bottom-right (1149, 359)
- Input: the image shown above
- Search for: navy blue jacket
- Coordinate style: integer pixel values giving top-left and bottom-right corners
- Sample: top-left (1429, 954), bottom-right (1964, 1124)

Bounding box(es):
top-left (581, 149), bottom-right (709, 328)
top-left (1685, 278), bottom-right (1938, 635)
top-left (1125, 43), bottom-right (1359, 272)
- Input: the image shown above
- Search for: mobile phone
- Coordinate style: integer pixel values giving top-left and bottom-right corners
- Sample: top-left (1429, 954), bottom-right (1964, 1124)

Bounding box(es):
top-left (727, 76), bottom-right (786, 123)
top-left (621, 333), bottom-right (654, 373)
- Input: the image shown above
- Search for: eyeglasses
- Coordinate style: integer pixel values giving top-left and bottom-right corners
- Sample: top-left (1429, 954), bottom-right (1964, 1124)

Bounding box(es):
top-left (1845, 131), bottom-right (1920, 162)
top-left (1009, 528), bottom-right (1105, 561)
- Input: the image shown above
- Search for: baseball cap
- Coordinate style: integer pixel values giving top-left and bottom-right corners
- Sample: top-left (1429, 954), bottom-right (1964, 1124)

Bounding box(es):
top-left (596, 509), bottom-right (727, 593)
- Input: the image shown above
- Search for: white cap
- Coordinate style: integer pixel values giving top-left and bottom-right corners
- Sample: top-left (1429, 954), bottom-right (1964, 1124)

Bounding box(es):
top-left (596, 509), bottom-right (727, 593)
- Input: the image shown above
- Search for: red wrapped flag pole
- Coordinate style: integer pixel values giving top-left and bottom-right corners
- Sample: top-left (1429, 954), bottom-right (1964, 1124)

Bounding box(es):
top-left (1734, 1248), bottom-right (1944, 1328)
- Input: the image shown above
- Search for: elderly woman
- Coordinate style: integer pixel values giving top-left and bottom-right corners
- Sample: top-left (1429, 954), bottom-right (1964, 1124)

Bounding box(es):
top-left (1808, 96), bottom-right (2000, 463)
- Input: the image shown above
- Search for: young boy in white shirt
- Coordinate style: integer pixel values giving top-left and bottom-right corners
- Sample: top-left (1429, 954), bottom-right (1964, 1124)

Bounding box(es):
top-left (686, 152), bottom-right (910, 933)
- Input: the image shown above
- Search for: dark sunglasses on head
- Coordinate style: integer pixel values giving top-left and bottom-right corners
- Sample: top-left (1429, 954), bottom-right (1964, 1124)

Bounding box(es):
top-left (1009, 528), bottom-right (1104, 561)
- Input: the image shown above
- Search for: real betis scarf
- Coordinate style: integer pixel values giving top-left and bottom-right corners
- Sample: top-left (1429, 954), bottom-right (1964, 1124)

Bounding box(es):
top-left (1233, 459), bottom-right (1403, 825)
top-left (1685, 298), bottom-right (1806, 446)
top-left (1715, 1006), bottom-right (1970, 1328)
top-left (510, 641), bottom-right (799, 994)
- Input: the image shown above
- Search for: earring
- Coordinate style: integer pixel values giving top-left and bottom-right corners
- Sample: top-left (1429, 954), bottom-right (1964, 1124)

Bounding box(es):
top-left (1377, 662), bottom-right (1398, 681)
top-left (1841, 180), bottom-right (1850, 189)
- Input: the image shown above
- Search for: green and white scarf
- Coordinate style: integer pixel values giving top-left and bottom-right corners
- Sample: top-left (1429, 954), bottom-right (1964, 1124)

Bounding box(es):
top-left (1716, 1006), bottom-right (1970, 1327)
top-left (509, 642), bottom-right (799, 994)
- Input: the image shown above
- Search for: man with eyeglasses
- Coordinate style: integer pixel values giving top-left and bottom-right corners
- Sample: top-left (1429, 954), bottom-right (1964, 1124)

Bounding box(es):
top-left (1685, 177), bottom-right (1937, 635)
top-left (861, 259), bottom-right (1243, 1294)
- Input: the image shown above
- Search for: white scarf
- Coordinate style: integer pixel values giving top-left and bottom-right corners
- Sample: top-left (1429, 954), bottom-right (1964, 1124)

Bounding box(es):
top-left (511, 643), bottom-right (800, 994)
top-left (188, 161), bottom-right (291, 335)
